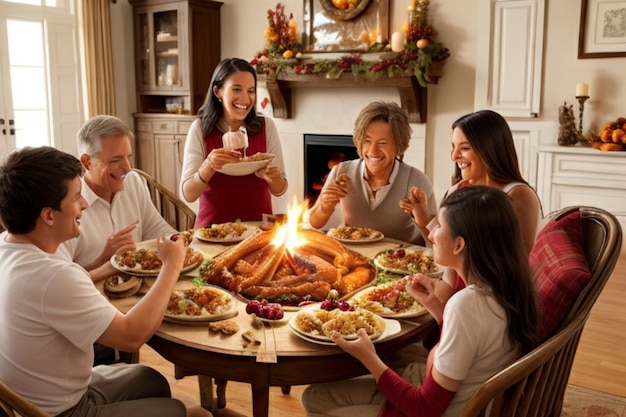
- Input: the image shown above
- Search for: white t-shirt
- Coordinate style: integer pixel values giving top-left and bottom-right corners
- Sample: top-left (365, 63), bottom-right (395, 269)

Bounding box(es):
top-left (435, 284), bottom-right (519, 417)
top-left (0, 236), bottom-right (118, 415)
top-left (59, 170), bottom-right (176, 267)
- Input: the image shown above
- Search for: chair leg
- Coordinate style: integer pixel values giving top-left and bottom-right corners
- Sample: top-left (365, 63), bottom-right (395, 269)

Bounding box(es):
top-left (281, 385), bottom-right (291, 395)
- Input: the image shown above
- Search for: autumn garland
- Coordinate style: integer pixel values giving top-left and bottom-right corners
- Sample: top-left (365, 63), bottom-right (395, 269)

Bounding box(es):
top-left (250, 1), bottom-right (450, 88)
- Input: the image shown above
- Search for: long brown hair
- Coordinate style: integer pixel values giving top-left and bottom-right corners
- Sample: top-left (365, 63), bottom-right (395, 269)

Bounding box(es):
top-left (441, 185), bottom-right (540, 353)
top-left (451, 110), bottom-right (527, 186)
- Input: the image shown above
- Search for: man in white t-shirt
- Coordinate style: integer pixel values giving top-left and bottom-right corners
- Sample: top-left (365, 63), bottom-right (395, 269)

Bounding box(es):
top-left (0, 146), bottom-right (189, 417)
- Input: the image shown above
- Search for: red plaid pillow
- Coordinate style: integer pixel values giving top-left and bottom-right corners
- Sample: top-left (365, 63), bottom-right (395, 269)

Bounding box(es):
top-left (529, 210), bottom-right (591, 341)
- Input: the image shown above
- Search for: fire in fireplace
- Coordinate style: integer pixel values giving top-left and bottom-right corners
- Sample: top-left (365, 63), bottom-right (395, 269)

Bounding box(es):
top-left (303, 134), bottom-right (359, 206)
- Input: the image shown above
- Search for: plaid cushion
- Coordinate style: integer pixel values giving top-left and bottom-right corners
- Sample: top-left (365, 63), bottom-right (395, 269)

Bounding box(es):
top-left (529, 211), bottom-right (591, 341)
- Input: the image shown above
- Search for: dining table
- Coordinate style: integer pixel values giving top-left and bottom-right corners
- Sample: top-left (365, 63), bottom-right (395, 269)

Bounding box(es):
top-left (103, 226), bottom-right (437, 417)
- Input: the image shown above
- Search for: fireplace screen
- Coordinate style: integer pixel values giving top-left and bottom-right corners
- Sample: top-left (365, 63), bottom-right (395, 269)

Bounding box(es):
top-left (304, 134), bottom-right (359, 206)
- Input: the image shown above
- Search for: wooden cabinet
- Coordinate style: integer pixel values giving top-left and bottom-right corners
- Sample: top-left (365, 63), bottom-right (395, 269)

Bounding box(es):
top-left (134, 114), bottom-right (195, 193)
top-left (536, 146), bottom-right (626, 224)
top-left (474, 0), bottom-right (545, 118)
top-left (129, 0), bottom-right (222, 191)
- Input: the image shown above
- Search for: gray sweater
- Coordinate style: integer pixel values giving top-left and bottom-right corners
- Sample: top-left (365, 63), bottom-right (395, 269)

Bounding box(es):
top-left (339, 159), bottom-right (437, 245)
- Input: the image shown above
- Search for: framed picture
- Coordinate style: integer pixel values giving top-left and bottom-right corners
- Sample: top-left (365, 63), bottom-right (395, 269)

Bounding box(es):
top-left (578, 0), bottom-right (626, 58)
top-left (302, 0), bottom-right (389, 53)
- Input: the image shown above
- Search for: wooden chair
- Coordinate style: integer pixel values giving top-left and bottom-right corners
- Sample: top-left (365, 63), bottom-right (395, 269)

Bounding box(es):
top-left (132, 168), bottom-right (196, 231)
top-left (0, 379), bottom-right (49, 417)
top-left (460, 206), bottom-right (623, 417)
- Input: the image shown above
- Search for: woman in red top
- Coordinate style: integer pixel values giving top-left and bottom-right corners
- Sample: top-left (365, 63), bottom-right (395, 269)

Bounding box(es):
top-left (180, 58), bottom-right (288, 228)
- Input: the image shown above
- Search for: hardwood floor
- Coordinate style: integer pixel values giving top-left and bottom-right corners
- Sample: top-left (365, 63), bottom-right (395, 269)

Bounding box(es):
top-left (141, 238), bottom-right (626, 416)
top-left (568, 238), bottom-right (626, 397)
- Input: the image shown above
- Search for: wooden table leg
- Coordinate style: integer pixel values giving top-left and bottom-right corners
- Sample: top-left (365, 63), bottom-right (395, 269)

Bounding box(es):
top-left (280, 385), bottom-right (291, 395)
top-left (250, 364), bottom-right (270, 417)
top-left (215, 378), bottom-right (228, 409)
top-left (197, 374), bottom-right (214, 412)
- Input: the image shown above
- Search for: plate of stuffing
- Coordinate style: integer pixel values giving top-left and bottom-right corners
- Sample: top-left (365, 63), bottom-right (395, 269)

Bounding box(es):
top-left (195, 222), bottom-right (256, 243)
top-left (326, 226), bottom-right (384, 244)
top-left (287, 307), bottom-right (395, 345)
top-left (164, 285), bottom-right (238, 324)
top-left (373, 246), bottom-right (441, 277)
top-left (216, 152), bottom-right (275, 176)
top-left (111, 247), bottom-right (204, 276)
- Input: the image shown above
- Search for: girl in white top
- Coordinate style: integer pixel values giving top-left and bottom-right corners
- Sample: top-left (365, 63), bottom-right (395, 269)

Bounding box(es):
top-left (302, 186), bottom-right (540, 417)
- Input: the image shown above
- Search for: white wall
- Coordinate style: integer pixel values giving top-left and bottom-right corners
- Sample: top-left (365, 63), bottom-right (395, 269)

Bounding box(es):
top-left (111, 0), bottom-right (626, 204)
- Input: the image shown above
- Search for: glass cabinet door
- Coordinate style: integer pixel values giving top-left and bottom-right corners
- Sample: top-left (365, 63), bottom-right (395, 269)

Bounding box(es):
top-left (135, 5), bottom-right (182, 91)
top-left (137, 11), bottom-right (150, 89)
top-left (153, 9), bottom-right (180, 88)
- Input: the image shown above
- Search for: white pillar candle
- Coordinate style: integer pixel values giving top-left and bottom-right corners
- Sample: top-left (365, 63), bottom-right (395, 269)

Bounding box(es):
top-left (576, 83), bottom-right (589, 97)
top-left (391, 31), bottom-right (405, 52)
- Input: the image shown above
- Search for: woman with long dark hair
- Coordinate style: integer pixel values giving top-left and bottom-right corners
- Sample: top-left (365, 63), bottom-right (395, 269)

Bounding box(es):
top-left (180, 58), bottom-right (288, 228)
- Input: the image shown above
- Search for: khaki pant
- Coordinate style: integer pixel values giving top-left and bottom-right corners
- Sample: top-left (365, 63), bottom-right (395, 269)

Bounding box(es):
top-left (57, 363), bottom-right (186, 417)
top-left (302, 361), bottom-right (427, 417)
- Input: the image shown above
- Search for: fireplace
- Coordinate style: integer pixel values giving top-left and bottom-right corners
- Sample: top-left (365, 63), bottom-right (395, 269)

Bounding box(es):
top-left (304, 134), bottom-right (359, 206)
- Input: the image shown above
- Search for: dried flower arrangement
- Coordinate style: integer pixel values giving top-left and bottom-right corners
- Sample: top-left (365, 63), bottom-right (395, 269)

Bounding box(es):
top-left (250, 1), bottom-right (450, 87)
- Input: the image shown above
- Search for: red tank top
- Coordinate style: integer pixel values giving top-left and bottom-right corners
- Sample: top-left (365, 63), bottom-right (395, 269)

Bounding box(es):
top-left (195, 120), bottom-right (272, 227)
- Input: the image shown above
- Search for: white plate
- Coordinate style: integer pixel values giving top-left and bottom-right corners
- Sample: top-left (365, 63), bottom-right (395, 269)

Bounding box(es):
top-left (111, 249), bottom-right (204, 276)
top-left (348, 284), bottom-right (429, 319)
top-left (195, 224), bottom-right (257, 243)
top-left (164, 285), bottom-right (239, 324)
top-left (289, 316), bottom-right (401, 346)
top-left (326, 227), bottom-right (385, 244)
top-left (373, 246), bottom-right (442, 277)
top-left (287, 308), bottom-right (388, 342)
top-left (216, 155), bottom-right (274, 176)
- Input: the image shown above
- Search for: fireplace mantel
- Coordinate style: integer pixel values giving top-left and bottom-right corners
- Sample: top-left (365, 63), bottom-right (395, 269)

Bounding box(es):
top-left (260, 73), bottom-right (428, 124)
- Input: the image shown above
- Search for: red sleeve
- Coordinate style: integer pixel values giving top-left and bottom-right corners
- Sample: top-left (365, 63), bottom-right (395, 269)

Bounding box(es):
top-left (454, 273), bottom-right (466, 291)
top-left (377, 368), bottom-right (456, 417)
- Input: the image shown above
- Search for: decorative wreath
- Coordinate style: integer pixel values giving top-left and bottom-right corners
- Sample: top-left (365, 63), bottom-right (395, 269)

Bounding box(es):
top-left (319, 0), bottom-right (372, 21)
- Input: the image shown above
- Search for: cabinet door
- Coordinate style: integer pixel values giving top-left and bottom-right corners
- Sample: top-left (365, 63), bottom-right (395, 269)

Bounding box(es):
top-left (474, 0), bottom-right (545, 118)
top-left (154, 133), bottom-right (184, 194)
top-left (133, 3), bottom-right (185, 92)
top-left (136, 131), bottom-right (156, 176)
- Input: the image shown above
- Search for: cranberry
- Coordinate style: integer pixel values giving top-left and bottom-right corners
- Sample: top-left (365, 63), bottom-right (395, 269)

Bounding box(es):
top-left (246, 300), bottom-right (261, 315)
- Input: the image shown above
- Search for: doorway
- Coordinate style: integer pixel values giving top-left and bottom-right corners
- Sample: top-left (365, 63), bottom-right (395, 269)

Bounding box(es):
top-left (0, 0), bottom-right (82, 156)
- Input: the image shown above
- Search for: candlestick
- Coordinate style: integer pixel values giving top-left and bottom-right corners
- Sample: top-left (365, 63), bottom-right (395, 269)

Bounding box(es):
top-left (576, 82), bottom-right (589, 97)
top-left (408, 5), bottom-right (414, 24)
top-left (576, 95), bottom-right (589, 134)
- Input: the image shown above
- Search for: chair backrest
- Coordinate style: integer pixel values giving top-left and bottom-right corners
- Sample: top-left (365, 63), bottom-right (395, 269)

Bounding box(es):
top-left (132, 168), bottom-right (196, 231)
top-left (0, 380), bottom-right (49, 417)
top-left (460, 206), bottom-right (623, 417)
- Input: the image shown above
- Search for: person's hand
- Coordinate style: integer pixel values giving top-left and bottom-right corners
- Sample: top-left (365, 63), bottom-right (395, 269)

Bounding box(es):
top-left (104, 220), bottom-right (138, 259)
top-left (331, 328), bottom-right (377, 362)
top-left (156, 234), bottom-right (186, 272)
top-left (405, 273), bottom-right (445, 320)
top-left (255, 164), bottom-right (283, 183)
top-left (204, 148), bottom-right (241, 170)
top-left (318, 173), bottom-right (351, 214)
top-left (222, 127), bottom-right (248, 151)
top-left (399, 186), bottom-right (431, 227)
top-left (447, 178), bottom-right (473, 195)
